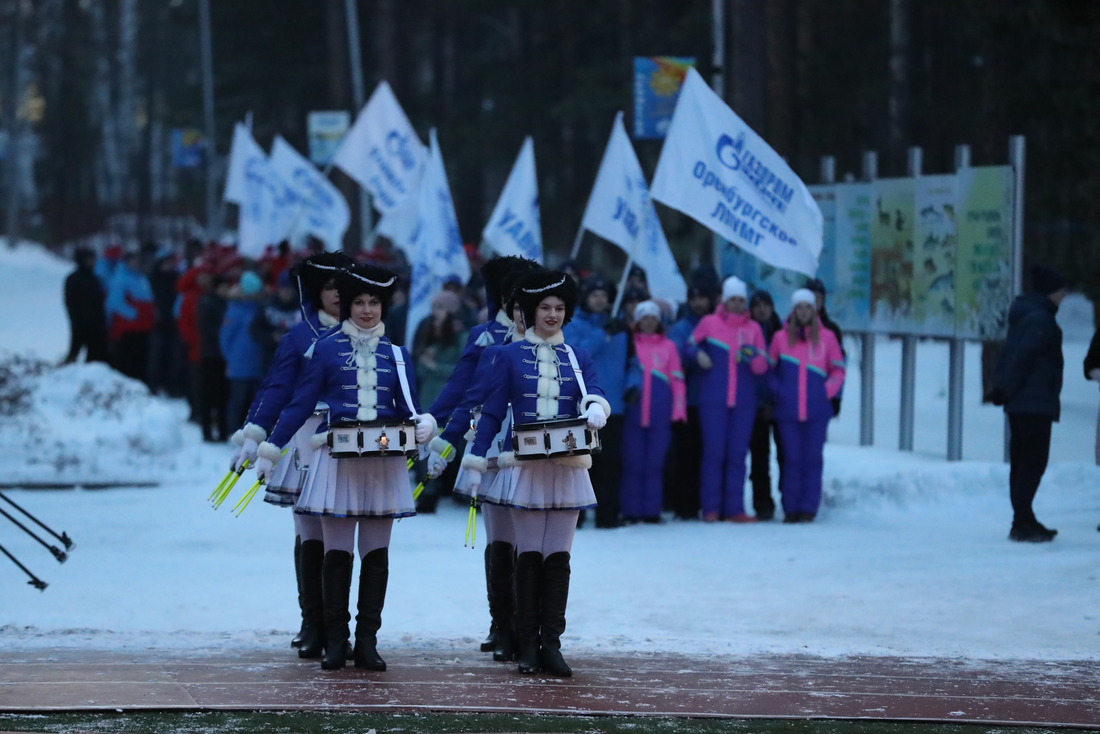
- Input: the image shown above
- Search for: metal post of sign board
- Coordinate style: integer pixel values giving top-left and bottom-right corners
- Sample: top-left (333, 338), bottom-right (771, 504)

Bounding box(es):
top-left (860, 151), bottom-right (877, 447)
top-left (344, 0), bottom-right (373, 253)
top-left (947, 144), bottom-right (971, 461)
top-left (899, 147), bottom-right (921, 451)
top-left (711, 0), bottom-right (726, 275)
top-left (1005, 135), bottom-right (1026, 463)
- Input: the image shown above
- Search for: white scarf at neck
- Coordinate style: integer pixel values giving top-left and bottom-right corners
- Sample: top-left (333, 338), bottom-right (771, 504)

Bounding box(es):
top-left (524, 330), bottom-right (565, 346)
top-left (341, 320), bottom-right (386, 351)
top-left (319, 310), bottom-right (339, 328)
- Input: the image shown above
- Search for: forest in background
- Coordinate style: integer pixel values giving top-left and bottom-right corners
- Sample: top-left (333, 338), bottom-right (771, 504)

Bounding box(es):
top-left (2, 0), bottom-right (1099, 303)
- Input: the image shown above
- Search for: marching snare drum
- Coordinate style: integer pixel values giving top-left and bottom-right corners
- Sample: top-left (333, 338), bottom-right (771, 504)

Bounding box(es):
top-left (513, 417), bottom-right (601, 461)
top-left (327, 420), bottom-right (417, 458)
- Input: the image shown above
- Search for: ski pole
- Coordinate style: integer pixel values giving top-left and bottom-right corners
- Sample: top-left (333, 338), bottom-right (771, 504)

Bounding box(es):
top-left (0, 491), bottom-right (74, 550)
top-left (0, 507), bottom-right (69, 563)
top-left (0, 542), bottom-right (47, 591)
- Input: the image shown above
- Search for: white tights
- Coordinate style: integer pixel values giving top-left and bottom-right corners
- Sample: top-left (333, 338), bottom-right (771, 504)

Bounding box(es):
top-left (320, 516), bottom-right (394, 557)
top-left (510, 509), bottom-right (578, 556)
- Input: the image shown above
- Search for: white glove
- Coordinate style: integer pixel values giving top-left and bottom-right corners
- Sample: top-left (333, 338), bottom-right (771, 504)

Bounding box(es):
top-left (426, 451), bottom-right (448, 479)
top-left (464, 468), bottom-right (483, 495)
top-left (255, 456), bottom-right (276, 484)
top-left (584, 403), bottom-right (608, 430)
top-left (697, 351), bottom-right (714, 370)
top-left (414, 414), bottom-right (434, 443)
top-left (1089, 368), bottom-right (1100, 382)
top-left (234, 438), bottom-right (259, 472)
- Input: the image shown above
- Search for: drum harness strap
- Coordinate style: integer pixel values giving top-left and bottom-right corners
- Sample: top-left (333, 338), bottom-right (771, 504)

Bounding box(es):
top-left (389, 343), bottom-right (429, 458)
top-left (562, 345), bottom-right (588, 415)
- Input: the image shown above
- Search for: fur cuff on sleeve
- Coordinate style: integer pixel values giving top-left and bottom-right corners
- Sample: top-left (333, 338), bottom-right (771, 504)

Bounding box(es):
top-left (242, 423), bottom-right (267, 442)
top-left (461, 454), bottom-right (489, 473)
top-left (257, 441), bottom-right (284, 462)
top-left (428, 436), bottom-right (455, 459)
top-left (310, 432), bottom-right (329, 450)
top-left (230, 429), bottom-right (246, 447)
top-left (580, 394), bottom-right (612, 418)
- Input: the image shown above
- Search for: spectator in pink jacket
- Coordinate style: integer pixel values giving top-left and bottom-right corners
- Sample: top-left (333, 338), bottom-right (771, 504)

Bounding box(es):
top-left (620, 301), bottom-right (687, 523)
top-left (686, 276), bottom-right (770, 522)
top-left (767, 288), bottom-right (846, 523)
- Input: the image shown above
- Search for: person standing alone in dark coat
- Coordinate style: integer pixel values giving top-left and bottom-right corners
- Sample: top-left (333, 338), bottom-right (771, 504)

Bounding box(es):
top-left (994, 265), bottom-right (1068, 543)
top-left (63, 247), bottom-right (109, 364)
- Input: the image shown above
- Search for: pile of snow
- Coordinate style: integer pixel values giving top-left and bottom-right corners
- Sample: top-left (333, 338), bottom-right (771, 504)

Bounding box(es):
top-left (0, 357), bottom-right (183, 486)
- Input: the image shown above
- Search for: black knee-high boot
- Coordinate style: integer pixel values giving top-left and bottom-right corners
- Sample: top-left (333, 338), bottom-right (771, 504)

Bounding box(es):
top-left (297, 539), bottom-right (326, 659)
top-left (353, 547), bottom-right (388, 671)
top-left (320, 550), bottom-right (353, 670)
top-left (488, 541), bottom-right (516, 662)
top-left (479, 545), bottom-right (497, 652)
top-left (514, 551), bottom-right (543, 674)
top-left (539, 551), bottom-right (572, 677)
top-left (291, 536), bottom-right (304, 647)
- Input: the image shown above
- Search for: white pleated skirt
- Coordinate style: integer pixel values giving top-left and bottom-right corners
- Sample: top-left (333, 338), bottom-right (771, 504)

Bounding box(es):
top-left (263, 414), bottom-right (324, 507)
top-left (488, 462), bottom-right (597, 511)
top-left (294, 447), bottom-right (415, 518)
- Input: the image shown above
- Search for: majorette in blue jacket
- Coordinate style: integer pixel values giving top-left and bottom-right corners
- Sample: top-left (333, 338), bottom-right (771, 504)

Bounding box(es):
top-left (242, 305), bottom-right (338, 440)
top-left (266, 321), bottom-right (428, 450)
top-left (467, 331), bottom-right (609, 459)
top-left (439, 341), bottom-right (508, 448)
top-left (428, 310), bottom-right (516, 426)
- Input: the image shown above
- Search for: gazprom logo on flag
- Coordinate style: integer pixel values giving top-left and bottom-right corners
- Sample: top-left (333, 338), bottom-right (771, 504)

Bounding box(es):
top-left (387, 131), bottom-right (418, 171)
top-left (715, 133), bottom-right (796, 213)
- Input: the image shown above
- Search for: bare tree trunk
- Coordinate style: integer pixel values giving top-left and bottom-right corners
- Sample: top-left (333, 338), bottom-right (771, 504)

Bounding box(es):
top-left (888, 0), bottom-right (909, 172)
top-left (116, 0), bottom-right (139, 207)
top-left (89, 1), bottom-right (121, 208)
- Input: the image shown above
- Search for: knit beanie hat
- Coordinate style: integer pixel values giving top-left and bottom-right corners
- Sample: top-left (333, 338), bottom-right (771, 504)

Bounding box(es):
top-left (791, 288), bottom-right (816, 308)
top-left (1030, 265), bottom-right (1067, 295)
top-left (633, 300), bottom-right (661, 322)
top-left (721, 276), bottom-right (747, 302)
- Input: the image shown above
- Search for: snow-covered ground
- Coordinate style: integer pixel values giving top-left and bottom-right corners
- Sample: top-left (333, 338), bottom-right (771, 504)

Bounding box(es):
top-left (1, 241), bottom-right (1097, 661)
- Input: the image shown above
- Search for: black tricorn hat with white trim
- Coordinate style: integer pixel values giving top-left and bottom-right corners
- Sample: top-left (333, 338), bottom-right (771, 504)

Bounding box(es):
top-left (516, 269), bottom-right (579, 329)
top-left (291, 251), bottom-right (354, 309)
top-left (336, 263), bottom-right (399, 320)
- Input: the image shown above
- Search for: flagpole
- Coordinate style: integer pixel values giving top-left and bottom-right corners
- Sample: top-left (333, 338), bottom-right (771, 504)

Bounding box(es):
top-left (569, 226), bottom-right (585, 260)
top-left (611, 254), bottom-right (633, 317)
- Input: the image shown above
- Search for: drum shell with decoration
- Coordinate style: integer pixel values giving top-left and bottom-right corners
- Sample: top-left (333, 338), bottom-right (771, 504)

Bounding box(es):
top-left (512, 417), bottom-right (601, 461)
top-left (327, 420), bottom-right (417, 458)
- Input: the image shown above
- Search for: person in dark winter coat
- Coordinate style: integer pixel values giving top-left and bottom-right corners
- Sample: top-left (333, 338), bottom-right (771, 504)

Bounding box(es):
top-left (196, 275), bottom-right (230, 442)
top-left (748, 290), bottom-right (784, 520)
top-left (249, 270), bottom-right (301, 375)
top-left (147, 252), bottom-right (187, 397)
top-left (994, 265), bottom-right (1067, 543)
top-left (1084, 326), bottom-right (1100, 468)
top-left (63, 247), bottom-right (109, 364)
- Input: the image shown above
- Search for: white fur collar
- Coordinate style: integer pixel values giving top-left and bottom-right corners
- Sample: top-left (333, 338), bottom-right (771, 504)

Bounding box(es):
top-left (341, 320), bottom-right (386, 341)
top-left (319, 311), bottom-right (339, 328)
top-left (524, 330), bottom-right (565, 346)
top-left (495, 310), bottom-right (514, 328)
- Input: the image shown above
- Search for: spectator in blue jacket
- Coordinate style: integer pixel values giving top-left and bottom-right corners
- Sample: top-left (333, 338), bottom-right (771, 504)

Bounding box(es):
top-left (563, 273), bottom-right (628, 528)
top-left (994, 265), bottom-right (1067, 543)
top-left (220, 269), bottom-right (267, 430)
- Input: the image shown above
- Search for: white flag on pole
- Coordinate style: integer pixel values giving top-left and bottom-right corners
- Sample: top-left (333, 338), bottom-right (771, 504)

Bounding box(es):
top-left (405, 128), bottom-right (471, 346)
top-left (223, 123), bottom-right (296, 258)
top-left (650, 67), bottom-right (823, 276)
top-left (579, 112), bottom-right (686, 305)
top-left (481, 136), bottom-right (543, 263)
top-left (269, 136), bottom-right (350, 251)
top-left (331, 81), bottom-right (427, 214)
